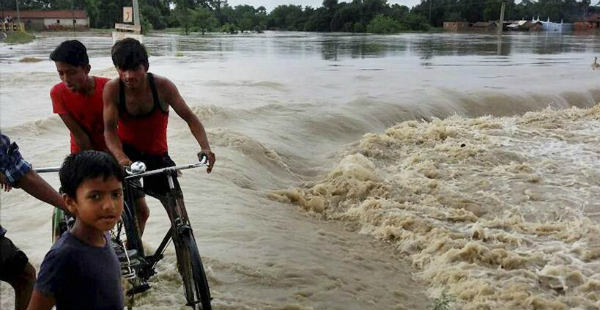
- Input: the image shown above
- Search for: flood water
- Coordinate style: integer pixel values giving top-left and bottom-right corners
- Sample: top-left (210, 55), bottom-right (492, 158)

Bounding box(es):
top-left (1, 31), bottom-right (600, 309)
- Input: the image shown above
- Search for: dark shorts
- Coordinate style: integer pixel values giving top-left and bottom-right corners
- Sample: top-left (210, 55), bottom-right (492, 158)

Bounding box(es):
top-left (0, 235), bottom-right (29, 280)
top-left (123, 144), bottom-right (179, 199)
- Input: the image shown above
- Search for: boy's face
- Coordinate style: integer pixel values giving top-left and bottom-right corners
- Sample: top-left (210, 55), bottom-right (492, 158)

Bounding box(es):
top-left (117, 64), bottom-right (147, 90)
top-left (65, 176), bottom-right (123, 232)
top-left (54, 61), bottom-right (90, 93)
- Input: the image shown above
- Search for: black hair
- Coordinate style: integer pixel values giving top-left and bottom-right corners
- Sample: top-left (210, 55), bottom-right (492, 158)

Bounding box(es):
top-left (59, 150), bottom-right (124, 198)
top-left (49, 40), bottom-right (89, 67)
top-left (111, 38), bottom-right (149, 70)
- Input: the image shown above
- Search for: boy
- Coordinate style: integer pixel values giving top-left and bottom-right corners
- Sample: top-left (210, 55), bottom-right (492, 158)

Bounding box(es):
top-left (103, 38), bottom-right (215, 235)
top-left (27, 151), bottom-right (125, 310)
top-left (50, 40), bottom-right (110, 153)
top-left (0, 133), bottom-right (66, 310)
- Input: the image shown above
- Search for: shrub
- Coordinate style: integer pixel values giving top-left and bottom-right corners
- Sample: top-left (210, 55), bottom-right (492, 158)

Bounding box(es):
top-left (366, 15), bottom-right (404, 34)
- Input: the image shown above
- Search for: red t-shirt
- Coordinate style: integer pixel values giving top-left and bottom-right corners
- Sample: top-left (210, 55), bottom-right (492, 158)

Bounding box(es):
top-left (51, 77), bottom-right (109, 153)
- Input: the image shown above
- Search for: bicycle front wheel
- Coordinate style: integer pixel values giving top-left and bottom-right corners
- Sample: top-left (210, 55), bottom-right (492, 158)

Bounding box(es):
top-left (174, 229), bottom-right (212, 310)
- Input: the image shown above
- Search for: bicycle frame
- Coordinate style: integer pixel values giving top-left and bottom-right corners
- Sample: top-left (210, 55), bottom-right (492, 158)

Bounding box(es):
top-left (121, 175), bottom-right (184, 279)
top-left (122, 160), bottom-right (207, 270)
top-left (37, 159), bottom-right (212, 309)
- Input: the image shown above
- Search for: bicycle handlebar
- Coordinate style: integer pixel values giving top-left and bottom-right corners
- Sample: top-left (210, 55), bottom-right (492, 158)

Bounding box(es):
top-left (125, 161), bottom-right (209, 179)
top-left (35, 167), bottom-right (61, 173)
top-left (34, 154), bottom-right (210, 177)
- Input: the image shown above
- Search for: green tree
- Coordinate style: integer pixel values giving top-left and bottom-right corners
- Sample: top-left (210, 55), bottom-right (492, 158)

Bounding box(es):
top-left (191, 6), bottom-right (218, 34)
top-left (366, 14), bottom-right (403, 33)
top-left (268, 5), bottom-right (305, 30)
top-left (234, 5), bottom-right (256, 32)
top-left (174, 1), bottom-right (193, 34)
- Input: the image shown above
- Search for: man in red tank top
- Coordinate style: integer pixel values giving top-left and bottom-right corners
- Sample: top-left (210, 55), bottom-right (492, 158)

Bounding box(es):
top-left (103, 38), bottom-right (215, 234)
top-left (50, 40), bottom-right (109, 154)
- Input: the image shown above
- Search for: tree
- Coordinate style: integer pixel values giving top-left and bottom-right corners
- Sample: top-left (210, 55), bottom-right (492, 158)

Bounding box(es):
top-left (367, 14), bottom-right (403, 33)
top-left (190, 7), bottom-right (217, 34)
top-left (174, 0), bottom-right (193, 34)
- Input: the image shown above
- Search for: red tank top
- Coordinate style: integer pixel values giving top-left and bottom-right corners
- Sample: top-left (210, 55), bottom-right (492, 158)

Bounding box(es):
top-left (117, 73), bottom-right (169, 155)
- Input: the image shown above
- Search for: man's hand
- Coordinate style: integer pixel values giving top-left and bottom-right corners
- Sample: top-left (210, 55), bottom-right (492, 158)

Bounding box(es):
top-left (119, 158), bottom-right (133, 167)
top-left (0, 172), bottom-right (12, 192)
top-left (198, 150), bottom-right (215, 173)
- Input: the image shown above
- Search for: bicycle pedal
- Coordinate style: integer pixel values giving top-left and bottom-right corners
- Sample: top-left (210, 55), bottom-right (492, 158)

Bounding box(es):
top-left (122, 269), bottom-right (136, 279)
top-left (127, 282), bottom-right (151, 296)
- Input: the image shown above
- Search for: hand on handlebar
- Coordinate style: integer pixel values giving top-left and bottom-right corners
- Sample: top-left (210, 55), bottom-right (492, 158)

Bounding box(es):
top-left (0, 173), bottom-right (12, 192)
top-left (198, 150), bottom-right (215, 173)
top-left (125, 162), bottom-right (147, 175)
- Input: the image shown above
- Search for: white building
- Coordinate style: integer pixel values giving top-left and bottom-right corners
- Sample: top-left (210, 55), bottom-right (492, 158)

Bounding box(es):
top-left (2, 10), bottom-right (89, 31)
top-left (532, 17), bottom-right (574, 32)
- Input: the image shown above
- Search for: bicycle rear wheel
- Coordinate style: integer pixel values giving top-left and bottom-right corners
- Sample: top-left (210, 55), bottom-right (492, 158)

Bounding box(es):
top-left (51, 208), bottom-right (67, 243)
top-left (174, 229), bottom-right (212, 310)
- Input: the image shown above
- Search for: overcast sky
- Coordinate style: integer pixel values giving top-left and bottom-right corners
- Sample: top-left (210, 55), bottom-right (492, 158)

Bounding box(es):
top-left (226, 0), bottom-right (423, 12)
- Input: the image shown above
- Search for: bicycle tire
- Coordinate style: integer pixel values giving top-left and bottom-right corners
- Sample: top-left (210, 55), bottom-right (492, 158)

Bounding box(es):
top-left (174, 229), bottom-right (212, 310)
top-left (122, 200), bottom-right (144, 255)
top-left (51, 208), bottom-right (66, 243)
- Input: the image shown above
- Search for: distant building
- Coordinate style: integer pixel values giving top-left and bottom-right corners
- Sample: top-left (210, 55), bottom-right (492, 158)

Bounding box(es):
top-left (532, 17), bottom-right (573, 32)
top-left (507, 20), bottom-right (543, 32)
top-left (1, 10), bottom-right (89, 31)
top-left (574, 14), bottom-right (600, 32)
top-left (471, 21), bottom-right (497, 31)
top-left (443, 22), bottom-right (470, 32)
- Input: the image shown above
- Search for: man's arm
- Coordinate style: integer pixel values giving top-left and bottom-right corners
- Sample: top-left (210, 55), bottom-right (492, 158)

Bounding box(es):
top-left (15, 170), bottom-right (66, 213)
top-left (57, 114), bottom-right (92, 151)
top-left (103, 80), bottom-right (131, 166)
top-left (161, 77), bottom-right (215, 173)
top-left (26, 290), bottom-right (55, 310)
top-left (50, 85), bottom-right (92, 150)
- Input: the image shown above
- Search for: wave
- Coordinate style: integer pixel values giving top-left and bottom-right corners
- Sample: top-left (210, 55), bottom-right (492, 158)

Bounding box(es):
top-left (1, 115), bottom-right (63, 136)
top-left (204, 80), bottom-right (288, 91)
top-left (270, 105), bottom-right (600, 309)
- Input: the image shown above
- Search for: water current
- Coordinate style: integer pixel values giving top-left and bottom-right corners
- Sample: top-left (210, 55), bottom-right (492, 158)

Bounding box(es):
top-left (1, 31), bottom-right (599, 309)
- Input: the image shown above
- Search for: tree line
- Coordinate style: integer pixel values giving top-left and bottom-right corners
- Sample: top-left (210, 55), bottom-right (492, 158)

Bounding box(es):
top-left (1, 0), bottom-right (598, 34)
top-left (412, 0), bottom-right (594, 27)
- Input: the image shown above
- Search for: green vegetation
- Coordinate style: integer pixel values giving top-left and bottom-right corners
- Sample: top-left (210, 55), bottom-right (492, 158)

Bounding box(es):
top-left (367, 15), bottom-right (404, 34)
top-left (413, 0), bottom-right (593, 27)
top-left (4, 31), bottom-right (35, 44)
top-left (3, 0), bottom-right (597, 34)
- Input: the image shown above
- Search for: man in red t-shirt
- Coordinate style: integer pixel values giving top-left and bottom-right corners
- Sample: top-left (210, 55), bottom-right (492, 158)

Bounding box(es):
top-left (50, 40), bottom-right (109, 154)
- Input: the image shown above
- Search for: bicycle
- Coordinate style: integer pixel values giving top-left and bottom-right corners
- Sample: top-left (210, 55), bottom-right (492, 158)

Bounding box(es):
top-left (38, 156), bottom-right (213, 310)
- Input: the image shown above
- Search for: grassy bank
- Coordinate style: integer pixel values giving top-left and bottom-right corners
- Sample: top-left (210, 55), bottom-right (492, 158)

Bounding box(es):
top-left (4, 31), bottom-right (35, 44)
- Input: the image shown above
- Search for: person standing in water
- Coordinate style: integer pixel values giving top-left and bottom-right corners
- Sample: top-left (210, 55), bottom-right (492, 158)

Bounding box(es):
top-left (50, 40), bottom-right (110, 153)
top-left (103, 38), bottom-right (215, 235)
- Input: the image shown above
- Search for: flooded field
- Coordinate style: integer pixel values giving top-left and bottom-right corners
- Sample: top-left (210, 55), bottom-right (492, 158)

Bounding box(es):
top-left (1, 31), bottom-right (600, 309)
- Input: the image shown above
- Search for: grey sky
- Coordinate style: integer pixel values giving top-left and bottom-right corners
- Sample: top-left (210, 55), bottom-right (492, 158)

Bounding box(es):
top-left (226, 0), bottom-right (423, 12)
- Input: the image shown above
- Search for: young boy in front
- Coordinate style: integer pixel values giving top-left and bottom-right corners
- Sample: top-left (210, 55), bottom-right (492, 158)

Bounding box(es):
top-left (27, 151), bottom-right (125, 310)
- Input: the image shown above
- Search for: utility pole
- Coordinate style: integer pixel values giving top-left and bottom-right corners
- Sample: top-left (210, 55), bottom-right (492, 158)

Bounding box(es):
top-left (133, 0), bottom-right (141, 30)
top-left (71, 0), bottom-right (76, 33)
top-left (15, 0), bottom-right (21, 26)
top-left (497, 1), bottom-right (505, 35)
top-left (428, 0), bottom-right (432, 25)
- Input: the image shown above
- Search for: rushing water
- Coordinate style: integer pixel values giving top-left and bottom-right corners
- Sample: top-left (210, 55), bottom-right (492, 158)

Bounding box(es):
top-left (1, 31), bottom-right (600, 309)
